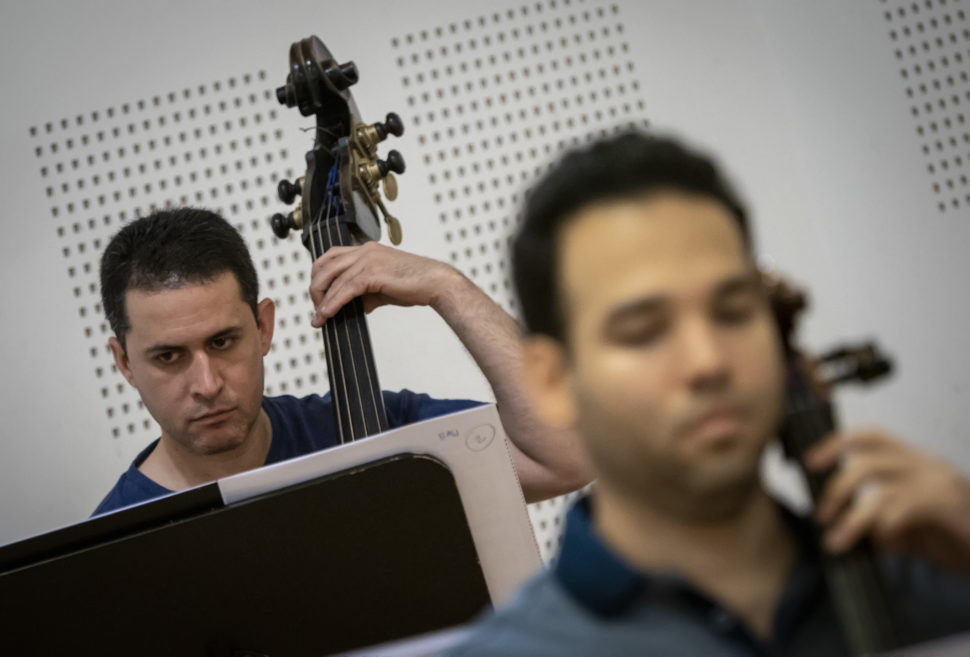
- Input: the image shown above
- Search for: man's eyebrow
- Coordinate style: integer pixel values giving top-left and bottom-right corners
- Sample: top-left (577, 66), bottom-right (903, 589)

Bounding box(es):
top-left (713, 272), bottom-right (762, 298)
top-left (604, 295), bottom-right (667, 326)
top-left (143, 326), bottom-right (242, 355)
top-left (206, 326), bottom-right (242, 341)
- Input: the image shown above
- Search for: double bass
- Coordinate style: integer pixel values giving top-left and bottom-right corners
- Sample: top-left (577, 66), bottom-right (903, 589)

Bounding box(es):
top-left (269, 36), bottom-right (406, 444)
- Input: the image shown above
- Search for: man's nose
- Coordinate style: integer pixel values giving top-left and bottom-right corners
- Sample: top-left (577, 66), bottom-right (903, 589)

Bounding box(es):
top-left (189, 352), bottom-right (223, 399)
top-left (678, 319), bottom-right (730, 393)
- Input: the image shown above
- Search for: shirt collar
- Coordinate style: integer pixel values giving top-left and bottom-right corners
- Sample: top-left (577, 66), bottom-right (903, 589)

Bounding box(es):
top-left (553, 494), bottom-right (824, 620)
top-left (553, 495), bottom-right (647, 616)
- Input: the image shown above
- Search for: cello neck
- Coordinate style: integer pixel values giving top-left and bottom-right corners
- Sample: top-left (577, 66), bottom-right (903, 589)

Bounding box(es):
top-left (780, 365), bottom-right (901, 655)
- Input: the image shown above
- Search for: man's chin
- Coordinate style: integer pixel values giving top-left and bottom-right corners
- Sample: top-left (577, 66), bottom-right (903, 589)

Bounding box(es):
top-left (691, 459), bottom-right (762, 507)
top-left (187, 430), bottom-right (248, 456)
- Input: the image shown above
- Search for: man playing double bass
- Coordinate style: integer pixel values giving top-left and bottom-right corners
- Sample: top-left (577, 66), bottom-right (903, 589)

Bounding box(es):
top-left (93, 207), bottom-right (591, 515)
top-left (447, 131), bottom-right (970, 656)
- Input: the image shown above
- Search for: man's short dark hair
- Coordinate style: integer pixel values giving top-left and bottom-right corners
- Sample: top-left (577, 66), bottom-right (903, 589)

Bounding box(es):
top-left (512, 131), bottom-right (751, 341)
top-left (100, 207), bottom-right (259, 348)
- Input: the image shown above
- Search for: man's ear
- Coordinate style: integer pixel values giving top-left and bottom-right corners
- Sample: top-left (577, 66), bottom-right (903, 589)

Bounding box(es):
top-left (521, 335), bottom-right (577, 429)
top-left (108, 336), bottom-right (136, 387)
top-left (256, 297), bottom-right (275, 356)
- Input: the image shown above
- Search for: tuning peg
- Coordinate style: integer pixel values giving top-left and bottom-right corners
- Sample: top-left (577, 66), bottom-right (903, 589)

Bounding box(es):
top-left (375, 113), bottom-right (405, 140)
top-left (378, 150), bottom-right (406, 177)
top-left (270, 213), bottom-right (291, 239)
top-left (270, 206), bottom-right (303, 239)
top-left (277, 177), bottom-right (303, 204)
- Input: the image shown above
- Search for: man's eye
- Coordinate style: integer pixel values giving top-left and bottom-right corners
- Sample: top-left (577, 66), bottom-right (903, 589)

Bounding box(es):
top-left (715, 301), bottom-right (757, 325)
top-left (211, 336), bottom-right (234, 350)
top-left (609, 321), bottom-right (666, 347)
top-left (154, 352), bottom-right (177, 364)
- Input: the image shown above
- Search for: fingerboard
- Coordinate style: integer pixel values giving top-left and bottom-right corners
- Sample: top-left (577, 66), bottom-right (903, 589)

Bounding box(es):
top-left (780, 373), bottom-right (901, 655)
top-left (305, 213), bottom-right (389, 444)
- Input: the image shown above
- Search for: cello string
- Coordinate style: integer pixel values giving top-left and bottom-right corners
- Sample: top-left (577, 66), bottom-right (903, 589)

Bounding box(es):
top-left (794, 367), bottom-right (889, 649)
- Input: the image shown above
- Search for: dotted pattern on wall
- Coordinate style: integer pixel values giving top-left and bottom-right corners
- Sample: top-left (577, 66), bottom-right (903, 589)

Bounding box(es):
top-left (30, 71), bottom-right (329, 446)
top-left (393, 0), bottom-right (649, 317)
top-left (881, 0), bottom-right (970, 212)
top-left (393, 0), bottom-right (649, 562)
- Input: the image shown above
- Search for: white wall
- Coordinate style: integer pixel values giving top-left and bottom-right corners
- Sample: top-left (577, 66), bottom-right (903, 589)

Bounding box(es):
top-left (0, 0), bottom-right (967, 547)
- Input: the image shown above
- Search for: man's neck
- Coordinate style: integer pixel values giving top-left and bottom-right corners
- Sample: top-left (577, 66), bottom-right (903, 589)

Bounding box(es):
top-left (593, 482), bottom-right (797, 640)
top-left (139, 409), bottom-right (273, 490)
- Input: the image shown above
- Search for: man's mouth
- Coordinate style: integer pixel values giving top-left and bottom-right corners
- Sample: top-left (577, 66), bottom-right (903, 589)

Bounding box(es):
top-left (190, 408), bottom-right (234, 424)
top-left (684, 406), bottom-right (747, 444)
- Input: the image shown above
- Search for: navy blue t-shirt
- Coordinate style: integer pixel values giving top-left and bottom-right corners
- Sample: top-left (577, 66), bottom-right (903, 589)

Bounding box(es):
top-left (92, 390), bottom-right (480, 516)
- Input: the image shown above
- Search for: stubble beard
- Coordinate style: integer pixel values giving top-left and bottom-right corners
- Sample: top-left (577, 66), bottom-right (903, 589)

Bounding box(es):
top-left (177, 402), bottom-right (262, 457)
top-left (579, 403), bottom-right (774, 525)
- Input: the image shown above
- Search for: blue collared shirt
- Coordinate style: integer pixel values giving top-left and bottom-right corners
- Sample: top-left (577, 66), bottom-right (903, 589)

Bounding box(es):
top-left (447, 496), bottom-right (970, 657)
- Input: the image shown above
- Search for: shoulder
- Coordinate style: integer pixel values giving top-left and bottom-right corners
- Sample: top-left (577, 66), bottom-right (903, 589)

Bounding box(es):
top-left (381, 389), bottom-right (483, 427)
top-left (263, 393), bottom-right (332, 416)
top-left (445, 571), bottom-right (682, 657)
top-left (91, 480), bottom-right (130, 516)
top-left (260, 392), bottom-right (484, 461)
top-left (262, 394), bottom-right (339, 461)
top-left (91, 440), bottom-right (170, 516)
top-left (445, 573), bottom-right (589, 657)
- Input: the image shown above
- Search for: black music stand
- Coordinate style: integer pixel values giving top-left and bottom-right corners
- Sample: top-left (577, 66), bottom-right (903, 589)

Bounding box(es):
top-left (0, 454), bottom-right (490, 657)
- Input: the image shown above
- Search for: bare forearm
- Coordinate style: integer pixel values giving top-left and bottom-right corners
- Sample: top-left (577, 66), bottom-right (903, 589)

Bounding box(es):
top-left (432, 268), bottom-right (591, 501)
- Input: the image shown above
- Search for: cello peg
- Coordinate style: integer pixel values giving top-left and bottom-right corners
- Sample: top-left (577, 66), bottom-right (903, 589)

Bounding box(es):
top-left (277, 177), bottom-right (303, 204)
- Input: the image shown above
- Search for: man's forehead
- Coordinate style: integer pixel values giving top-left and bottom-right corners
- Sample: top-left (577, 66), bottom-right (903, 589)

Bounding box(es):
top-left (558, 193), bottom-right (752, 308)
top-left (124, 272), bottom-right (249, 341)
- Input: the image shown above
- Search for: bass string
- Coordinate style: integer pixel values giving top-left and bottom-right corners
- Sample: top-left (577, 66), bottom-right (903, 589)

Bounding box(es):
top-left (308, 161), bottom-right (386, 442)
top-left (323, 159), bottom-right (388, 437)
top-left (330, 150), bottom-right (388, 433)
top-left (307, 200), bottom-right (350, 444)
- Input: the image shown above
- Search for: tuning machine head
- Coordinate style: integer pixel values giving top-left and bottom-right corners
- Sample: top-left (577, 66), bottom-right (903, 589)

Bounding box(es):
top-left (277, 177), bottom-right (303, 204)
top-left (375, 112), bottom-right (404, 140)
top-left (270, 205), bottom-right (303, 239)
top-left (382, 174), bottom-right (398, 201)
top-left (377, 150), bottom-right (406, 177)
top-left (345, 111), bottom-right (408, 245)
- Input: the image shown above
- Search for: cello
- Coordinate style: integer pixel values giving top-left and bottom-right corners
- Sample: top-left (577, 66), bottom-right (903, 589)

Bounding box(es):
top-left (769, 275), bottom-right (903, 655)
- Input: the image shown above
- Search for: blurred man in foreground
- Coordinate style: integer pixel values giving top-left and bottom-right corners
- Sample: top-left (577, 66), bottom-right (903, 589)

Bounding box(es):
top-left (447, 132), bottom-right (970, 656)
